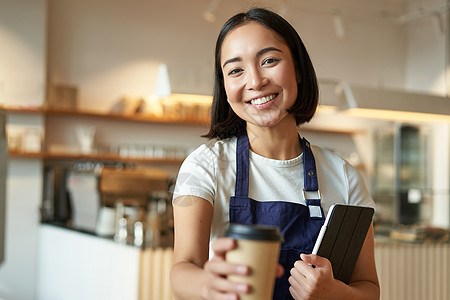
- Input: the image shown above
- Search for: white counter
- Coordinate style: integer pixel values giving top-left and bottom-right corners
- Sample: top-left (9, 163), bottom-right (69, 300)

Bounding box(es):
top-left (36, 224), bottom-right (174, 300)
top-left (36, 224), bottom-right (141, 300)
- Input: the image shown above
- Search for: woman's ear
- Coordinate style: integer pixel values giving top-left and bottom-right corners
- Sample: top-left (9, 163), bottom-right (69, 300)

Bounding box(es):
top-left (296, 71), bottom-right (301, 84)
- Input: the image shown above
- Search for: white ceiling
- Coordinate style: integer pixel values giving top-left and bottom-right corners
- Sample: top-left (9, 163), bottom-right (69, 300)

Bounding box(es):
top-left (205, 0), bottom-right (448, 21)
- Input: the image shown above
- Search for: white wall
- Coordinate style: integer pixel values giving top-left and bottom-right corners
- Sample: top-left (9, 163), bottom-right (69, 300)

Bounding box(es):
top-left (287, 8), bottom-right (406, 89)
top-left (47, 0), bottom-right (219, 111)
top-left (0, 0), bottom-right (46, 299)
top-left (0, 0), bottom-right (46, 108)
top-left (404, 0), bottom-right (448, 96)
top-left (47, 0), bottom-right (408, 111)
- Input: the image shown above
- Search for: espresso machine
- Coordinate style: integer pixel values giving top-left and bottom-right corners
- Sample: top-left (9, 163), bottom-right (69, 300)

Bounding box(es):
top-left (43, 163), bottom-right (173, 247)
top-left (98, 166), bottom-right (172, 247)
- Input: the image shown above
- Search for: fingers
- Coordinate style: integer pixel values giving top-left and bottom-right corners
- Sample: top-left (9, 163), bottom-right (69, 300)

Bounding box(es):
top-left (203, 259), bottom-right (249, 299)
top-left (289, 285), bottom-right (301, 300)
top-left (289, 265), bottom-right (309, 300)
top-left (276, 264), bottom-right (285, 278)
top-left (288, 254), bottom-right (336, 299)
top-left (289, 255), bottom-right (325, 286)
top-left (293, 254), bottom-right (330, 281)
top-left (211, 237), bottom-right (237, 258)
top-left (203, 238), bottom-right (250, 299)
top-left (205, 258), bottom-right (249, 277)
top-left (300, 253), bottom-right (331, 269)
top-left (208, 290), bottom-right (239, 300)
top-left (206, 274), bottom-right (249, 298)
top-left (208, 237), bottom-right (249, 276)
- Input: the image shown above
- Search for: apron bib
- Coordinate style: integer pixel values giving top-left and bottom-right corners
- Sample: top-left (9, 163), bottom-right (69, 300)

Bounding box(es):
top-left (229, 133), bottom-right (325, 299)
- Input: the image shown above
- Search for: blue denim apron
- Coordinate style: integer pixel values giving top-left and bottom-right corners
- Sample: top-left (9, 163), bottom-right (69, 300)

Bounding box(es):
top-left (229, 133), bottom-right (325, 299)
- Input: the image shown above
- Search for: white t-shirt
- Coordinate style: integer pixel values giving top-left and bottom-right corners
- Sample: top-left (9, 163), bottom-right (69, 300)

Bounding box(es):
top-left (173, 136), bottom-right (375, 243)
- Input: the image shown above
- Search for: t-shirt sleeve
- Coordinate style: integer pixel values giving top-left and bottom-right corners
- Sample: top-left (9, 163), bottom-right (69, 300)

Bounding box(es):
top-left (345, 161), bottom-right (376, 209)
top-left (172, 144), bottom-right (217, 205)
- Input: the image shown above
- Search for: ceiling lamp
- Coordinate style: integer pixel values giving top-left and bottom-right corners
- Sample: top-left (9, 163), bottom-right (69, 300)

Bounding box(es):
top-left (335, 82), bottom-right (450, 123)
top-left (153, 63), bottom-right (171, 98)
top-left (333, 14), bottom-right (345, 39)
top-left (203, 0), bottom-right (221, 23)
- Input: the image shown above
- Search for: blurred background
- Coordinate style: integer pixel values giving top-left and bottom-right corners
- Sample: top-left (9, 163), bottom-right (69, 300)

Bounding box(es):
top-left (0, 0), bottom-right (449, 299)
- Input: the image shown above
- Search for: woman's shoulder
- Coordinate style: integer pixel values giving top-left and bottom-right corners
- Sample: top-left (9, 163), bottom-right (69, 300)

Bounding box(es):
top-left (310, 144), bottom-right (346, 165)
top-left (311, 144), bottom-right (374, 207)
top-left (185, 137), bottom-right (237, 163)
top-left (310, 144), bottom-right (360, 177)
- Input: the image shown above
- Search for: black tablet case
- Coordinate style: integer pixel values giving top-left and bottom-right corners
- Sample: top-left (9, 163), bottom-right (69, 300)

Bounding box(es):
top-left (315, 204), bottom-right (374, 284)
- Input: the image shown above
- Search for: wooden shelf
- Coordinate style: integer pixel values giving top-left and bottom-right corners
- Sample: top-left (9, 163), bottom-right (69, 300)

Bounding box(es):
top-left (8, 150), bottom-right (184, 164)
top-left (4, 105), bottom-right (365, 167)
top-left (301, 127), bottom-right (365, 135)
top-left (3, 106), bottom-right (192, 165)
top-left (1, 105), bottom-right (210, 126)
top-left (44, 152), bottom-right (185, 164)
top-left (45, 108), bottom-right (210, 125)
top-left (8, 151), bottom-right (44, 159)
top-left (1, 105), bottom-right (367, 134)
top-left (0, 106), bottom-right (43, 114)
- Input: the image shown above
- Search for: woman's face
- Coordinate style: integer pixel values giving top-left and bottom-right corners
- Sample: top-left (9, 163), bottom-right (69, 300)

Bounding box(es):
top-left (220, 22), bottom-right (298, 129)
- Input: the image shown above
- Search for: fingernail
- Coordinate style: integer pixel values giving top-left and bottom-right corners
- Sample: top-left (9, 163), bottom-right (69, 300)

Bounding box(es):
top-left (237, 283), bottom-right (248, 293)
top-left (236, 265), bottom-right (248, 274)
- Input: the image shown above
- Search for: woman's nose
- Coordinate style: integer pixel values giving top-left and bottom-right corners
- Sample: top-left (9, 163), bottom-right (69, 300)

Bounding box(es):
top-left (246, 68), bottom-right (268, 90)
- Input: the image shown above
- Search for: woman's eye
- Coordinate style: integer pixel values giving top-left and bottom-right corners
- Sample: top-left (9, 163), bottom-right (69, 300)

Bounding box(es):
top-left (228, 68), bottom-right (243, 76)
top-left (262, 58), bottom-right (279, 65)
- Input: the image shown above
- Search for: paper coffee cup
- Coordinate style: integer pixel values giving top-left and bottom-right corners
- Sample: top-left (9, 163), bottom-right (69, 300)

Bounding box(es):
top-left (225, 223), bottom-right (283, 300)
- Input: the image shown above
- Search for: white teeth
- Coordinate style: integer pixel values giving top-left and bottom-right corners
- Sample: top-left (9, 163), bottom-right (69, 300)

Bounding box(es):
top-left (250, 94), bottom-right (276, 105)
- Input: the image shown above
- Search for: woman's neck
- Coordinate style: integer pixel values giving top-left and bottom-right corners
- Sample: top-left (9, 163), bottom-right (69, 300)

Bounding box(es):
top-left (246, 121), bottom-right (302, 160)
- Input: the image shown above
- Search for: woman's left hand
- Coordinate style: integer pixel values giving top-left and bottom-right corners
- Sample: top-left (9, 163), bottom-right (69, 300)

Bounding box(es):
top-left (288, 253), bottom-right (338, 300)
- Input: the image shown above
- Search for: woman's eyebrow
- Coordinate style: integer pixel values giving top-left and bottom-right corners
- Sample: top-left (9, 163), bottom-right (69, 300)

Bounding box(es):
top-left (256, 46), bottom-right (282, 57)
top-left (222, 46), bottom-right (283, 68)
top-left (222, 57), bottom-right (241, 68)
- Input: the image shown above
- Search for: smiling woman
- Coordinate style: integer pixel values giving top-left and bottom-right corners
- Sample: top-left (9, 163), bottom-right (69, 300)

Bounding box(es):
top-left (170, 7), bottom-right (379, 300)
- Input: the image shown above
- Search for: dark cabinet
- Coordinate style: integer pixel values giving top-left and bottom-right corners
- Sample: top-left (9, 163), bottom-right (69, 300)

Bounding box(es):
top-left (373, 124), bottom-right (430, 226)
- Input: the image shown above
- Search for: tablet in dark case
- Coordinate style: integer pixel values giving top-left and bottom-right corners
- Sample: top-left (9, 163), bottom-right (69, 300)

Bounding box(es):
top-left (312, 204), bottom-right (375, 284)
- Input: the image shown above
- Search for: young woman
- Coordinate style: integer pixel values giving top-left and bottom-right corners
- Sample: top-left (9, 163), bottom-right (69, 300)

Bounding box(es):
top-left (170, 7), bottom-right (380, 300)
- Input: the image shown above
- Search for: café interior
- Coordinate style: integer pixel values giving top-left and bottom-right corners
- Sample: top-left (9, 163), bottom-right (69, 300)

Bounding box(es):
top-left (1, 0), bottom-right (449, 299)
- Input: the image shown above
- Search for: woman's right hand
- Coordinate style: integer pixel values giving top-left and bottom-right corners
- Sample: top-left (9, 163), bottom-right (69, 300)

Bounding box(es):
top-left (202, 237), bottom-right (250, 300)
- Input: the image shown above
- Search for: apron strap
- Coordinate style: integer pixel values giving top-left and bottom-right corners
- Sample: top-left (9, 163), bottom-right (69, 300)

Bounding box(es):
top-left (301, 137), bottom-right (319, 192)
top-left (234, 134), bottom-right (249, 198)
top-left (301, 137), bottom-right (324, 219)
